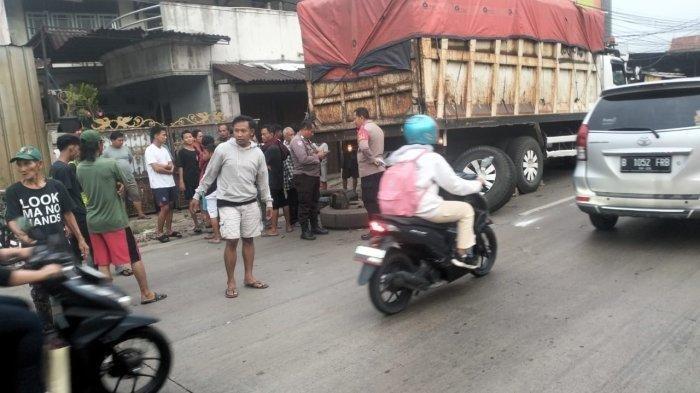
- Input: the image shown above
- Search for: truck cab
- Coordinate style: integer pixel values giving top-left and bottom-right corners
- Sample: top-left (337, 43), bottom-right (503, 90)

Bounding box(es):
top-left (598, 54), bottom-right (628, 90)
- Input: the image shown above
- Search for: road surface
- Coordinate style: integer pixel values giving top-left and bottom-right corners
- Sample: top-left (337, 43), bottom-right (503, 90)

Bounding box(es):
top-left (6, 166), bottom-right (699, 392)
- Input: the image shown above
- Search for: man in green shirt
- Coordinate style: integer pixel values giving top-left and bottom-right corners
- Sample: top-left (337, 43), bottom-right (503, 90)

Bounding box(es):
top-left (101, 131), bottom-right (148, 219)
top-left (76, 130), bottom-right (166, 305)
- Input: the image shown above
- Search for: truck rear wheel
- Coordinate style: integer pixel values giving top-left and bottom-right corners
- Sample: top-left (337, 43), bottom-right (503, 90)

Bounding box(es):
top-left (453, 146), bottom-right (516, 212)
top-left (507, 136), bottom-right (544, 194)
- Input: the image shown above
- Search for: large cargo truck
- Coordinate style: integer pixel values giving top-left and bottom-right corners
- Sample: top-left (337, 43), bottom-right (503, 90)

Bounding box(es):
top-left (298, 0), bottom-right (624, 210)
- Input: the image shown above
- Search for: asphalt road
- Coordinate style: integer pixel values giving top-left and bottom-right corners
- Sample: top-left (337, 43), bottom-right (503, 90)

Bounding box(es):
top-left (6, 165), bottom-right (700, 392)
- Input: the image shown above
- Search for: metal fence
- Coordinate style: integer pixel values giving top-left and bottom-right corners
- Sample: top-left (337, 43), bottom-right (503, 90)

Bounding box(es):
top-left (100, 123), bottom-right (220, 214)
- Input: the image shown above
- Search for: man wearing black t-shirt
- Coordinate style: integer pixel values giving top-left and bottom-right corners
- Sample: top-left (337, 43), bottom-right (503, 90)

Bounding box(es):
top-left (4, 146), bottom-right (89, 331)
top-left (177, 130), bottom-right (201, 232)
top-left (50, 134), bottom-right (92, 263)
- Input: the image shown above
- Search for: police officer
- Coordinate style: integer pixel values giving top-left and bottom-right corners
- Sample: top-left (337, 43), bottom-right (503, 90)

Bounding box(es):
top-left (289, 120), bottom-right (329, 240)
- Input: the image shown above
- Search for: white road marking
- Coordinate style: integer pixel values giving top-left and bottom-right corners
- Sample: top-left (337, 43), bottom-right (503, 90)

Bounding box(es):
top-left (519, 196), bottom-right (574, 217)
top-left (514, 217), bottom-right (542, 227)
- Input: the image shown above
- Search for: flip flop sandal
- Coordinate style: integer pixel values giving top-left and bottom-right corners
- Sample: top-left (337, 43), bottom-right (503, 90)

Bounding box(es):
top-left (208, 238), bottom-right (222, 244)
top-left (261, 232), bottom-right (279, 237)
top-left (169, 231), bottom-right (183, 238)
top-left (155, 234), bottom-right (170, 243)
top-left (141, 293), bottom-right (167, 305)
top-left (118, 268), bottom-right (133, 276)
top-left (244, 281), bottom-right (269, 289)
top-left (224, 288), bottom-right (238, 298)
top-left (193, 227), bottom-right (203, 234)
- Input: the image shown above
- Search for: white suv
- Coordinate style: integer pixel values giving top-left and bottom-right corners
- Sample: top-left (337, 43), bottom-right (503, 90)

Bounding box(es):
top-left (574, 78), bottom-right (700, 230)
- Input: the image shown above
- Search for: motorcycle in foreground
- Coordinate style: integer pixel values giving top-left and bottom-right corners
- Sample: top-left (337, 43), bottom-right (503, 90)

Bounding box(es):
top-left (2, 235), bottom-right (171, 393)
top-left (355, 161), bottom-right (498, 315)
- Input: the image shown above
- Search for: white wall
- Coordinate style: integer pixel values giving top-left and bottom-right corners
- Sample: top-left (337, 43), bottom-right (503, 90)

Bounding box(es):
top-left (159, 2), bottom-right (303, 63)
top-left (4, 0), bottom-right (26, 45)
top-left (0, 0), bottom-right (10, 45)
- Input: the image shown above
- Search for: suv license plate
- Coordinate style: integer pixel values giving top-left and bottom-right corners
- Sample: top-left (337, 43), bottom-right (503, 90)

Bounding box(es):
top-left (620, 156), bottom-right (672, 173)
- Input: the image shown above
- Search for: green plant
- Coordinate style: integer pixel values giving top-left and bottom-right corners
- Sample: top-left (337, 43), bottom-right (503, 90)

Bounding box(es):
top-left (59, 83), bottom-right (100, 118)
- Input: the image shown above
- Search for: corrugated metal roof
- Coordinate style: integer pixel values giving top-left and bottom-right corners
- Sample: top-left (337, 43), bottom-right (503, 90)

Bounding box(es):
top-left (29, 28), bottom-right (229, 63)
top-left (213, 63), bottom-right (305, 83)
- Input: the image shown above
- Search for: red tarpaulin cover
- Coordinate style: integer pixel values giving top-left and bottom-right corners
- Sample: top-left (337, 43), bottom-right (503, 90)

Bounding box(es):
top-left (298, 0), bottom-right (605, 79)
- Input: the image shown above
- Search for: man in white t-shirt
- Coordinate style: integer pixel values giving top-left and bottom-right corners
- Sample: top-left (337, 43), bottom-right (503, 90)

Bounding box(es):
top-left (144, 125), bottom-right (180, 243)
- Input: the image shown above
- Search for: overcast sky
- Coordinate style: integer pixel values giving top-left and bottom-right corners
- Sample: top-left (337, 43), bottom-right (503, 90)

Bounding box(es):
top-left (612, 0), bottom-right (700, 53)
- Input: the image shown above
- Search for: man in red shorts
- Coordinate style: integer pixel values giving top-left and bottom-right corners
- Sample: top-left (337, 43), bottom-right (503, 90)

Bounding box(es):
top-left (76, 130), bottom-right (166, 305)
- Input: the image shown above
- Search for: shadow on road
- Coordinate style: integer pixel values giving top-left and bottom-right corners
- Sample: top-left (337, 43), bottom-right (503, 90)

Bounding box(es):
top-left (586, 218), bottom-right (700, 252)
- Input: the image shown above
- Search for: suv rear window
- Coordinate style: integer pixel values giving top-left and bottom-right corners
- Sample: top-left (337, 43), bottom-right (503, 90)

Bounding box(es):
top-left (588, 88), bottom-right (700, 131)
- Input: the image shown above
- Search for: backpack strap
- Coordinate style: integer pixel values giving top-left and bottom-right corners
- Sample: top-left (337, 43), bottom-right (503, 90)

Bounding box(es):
top-left (412, 149), bottom-right (431, 206)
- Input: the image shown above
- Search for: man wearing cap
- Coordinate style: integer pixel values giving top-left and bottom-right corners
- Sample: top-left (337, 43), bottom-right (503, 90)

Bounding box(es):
top-left (76, 131), bottom-right (166, 305)
top-left (4, 145), bottom-right (90, 331)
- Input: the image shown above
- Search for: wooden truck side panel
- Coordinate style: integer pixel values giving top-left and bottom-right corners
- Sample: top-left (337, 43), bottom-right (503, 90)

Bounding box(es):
top-left (308, 38), bottom-right (600, 132)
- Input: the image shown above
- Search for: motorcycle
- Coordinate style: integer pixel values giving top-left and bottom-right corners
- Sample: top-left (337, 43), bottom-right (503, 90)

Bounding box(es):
top-left (354, 159), bottom-right (498, 315)
top-left (3, 234), bottom-right (172, 393)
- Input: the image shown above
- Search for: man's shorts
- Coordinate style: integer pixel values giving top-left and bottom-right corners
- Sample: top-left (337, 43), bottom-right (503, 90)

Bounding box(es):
top-left (271, 188), bottom-right (288, 209)
top-left (184, 184), bottom-right (197, 201)
top-left (153, 186), bottom-right (178, 208)
top-left (90, 227), bottom-right (141, 267)
top-left (219, 202), bottom-right (261, 239)
top-left (342, 166), bottom-right (359, 179)
top-left (204, 192), bottom-right (218, 218)
top-left (124, 179), bottom-right (142, 203)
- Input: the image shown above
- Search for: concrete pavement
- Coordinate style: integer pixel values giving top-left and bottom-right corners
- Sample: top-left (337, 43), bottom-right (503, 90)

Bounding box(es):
top-left (5, 165), bottom-right (699, 392)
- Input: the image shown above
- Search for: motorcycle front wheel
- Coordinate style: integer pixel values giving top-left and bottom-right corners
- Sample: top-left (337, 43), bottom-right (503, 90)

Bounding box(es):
top-left (93, 326), bottom-right (172, 393)
top-left (368, 250), bottom-right (414, 315)
top-left (471, 226), bottom-right (497, 277)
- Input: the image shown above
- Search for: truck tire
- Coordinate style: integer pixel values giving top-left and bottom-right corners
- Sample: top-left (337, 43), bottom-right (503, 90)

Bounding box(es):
top-left (320, 204), bottom-right (368, 229)
top-left (453, 146), bottom-right (516, 212)
top-left (507, 136), bottom-right (544, 194)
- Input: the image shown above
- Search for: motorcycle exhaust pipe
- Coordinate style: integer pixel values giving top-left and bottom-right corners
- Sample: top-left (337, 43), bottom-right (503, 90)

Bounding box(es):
top-left (388, 271), bottom-right (430, 291)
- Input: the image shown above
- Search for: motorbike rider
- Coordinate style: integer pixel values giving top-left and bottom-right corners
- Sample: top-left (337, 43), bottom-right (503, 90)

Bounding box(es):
top-left (0, 247), bottom-right (62, 393)
top-left (385, 115), bottom-right (485, 267)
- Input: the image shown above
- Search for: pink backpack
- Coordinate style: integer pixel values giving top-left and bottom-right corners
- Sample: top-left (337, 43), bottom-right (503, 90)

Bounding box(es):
top-left (378, 150), bottom-right (429, 216)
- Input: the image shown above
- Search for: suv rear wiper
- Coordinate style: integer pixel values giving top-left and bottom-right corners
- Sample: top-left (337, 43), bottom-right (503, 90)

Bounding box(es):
top-left (608, 127), bottom-right (660, 139)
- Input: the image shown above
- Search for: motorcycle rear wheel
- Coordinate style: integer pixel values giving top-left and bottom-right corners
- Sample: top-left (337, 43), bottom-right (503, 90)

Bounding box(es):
top-left (471, 226), bottom-right (497, 277)
top-left (93, 326), bottom-right (172, 393)
top-left (368, 251), bottom-right (414, 315)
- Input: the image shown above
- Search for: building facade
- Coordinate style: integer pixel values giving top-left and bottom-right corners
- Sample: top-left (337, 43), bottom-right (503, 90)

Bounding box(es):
top-left (1, 0), bottom-right (306, 126)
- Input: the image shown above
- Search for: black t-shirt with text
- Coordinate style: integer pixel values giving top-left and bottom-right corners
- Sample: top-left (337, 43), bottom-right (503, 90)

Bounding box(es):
top-left (50, 160), bottom-right (87, 218)
top-left (4, 179), bottom-right (75, 240)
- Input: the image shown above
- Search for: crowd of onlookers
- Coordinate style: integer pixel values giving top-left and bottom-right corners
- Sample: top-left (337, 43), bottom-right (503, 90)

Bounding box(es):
top-left (2, 106), bottom-right (385, 312)
top-left (0, 108), bottom-right (386, 392)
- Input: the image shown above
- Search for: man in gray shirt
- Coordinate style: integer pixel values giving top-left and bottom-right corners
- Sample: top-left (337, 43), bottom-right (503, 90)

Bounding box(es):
top-left (102, 131), bottom-right (148, 219)
top-left (289, 120), bottom-right (328, 240)
top-left (192, 115), bottom-right (272, 298)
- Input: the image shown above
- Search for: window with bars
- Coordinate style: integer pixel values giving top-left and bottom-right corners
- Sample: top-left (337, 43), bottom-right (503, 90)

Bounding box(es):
top-left (26, 12), bottom-right (48, 38)
top-left (75, 14), bottom-right (98, 30)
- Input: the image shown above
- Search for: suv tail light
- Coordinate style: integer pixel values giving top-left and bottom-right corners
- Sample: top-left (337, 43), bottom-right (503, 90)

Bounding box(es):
top-left (576, 123), bottom-right (589, 161)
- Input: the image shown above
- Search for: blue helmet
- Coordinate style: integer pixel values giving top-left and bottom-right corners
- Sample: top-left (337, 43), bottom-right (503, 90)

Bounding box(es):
top-left (403, 114), bottom-right (438, 145)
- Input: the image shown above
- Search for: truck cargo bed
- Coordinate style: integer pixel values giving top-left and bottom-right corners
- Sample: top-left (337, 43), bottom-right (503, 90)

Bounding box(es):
top-left (308, 38), bottom-right (600, 132)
